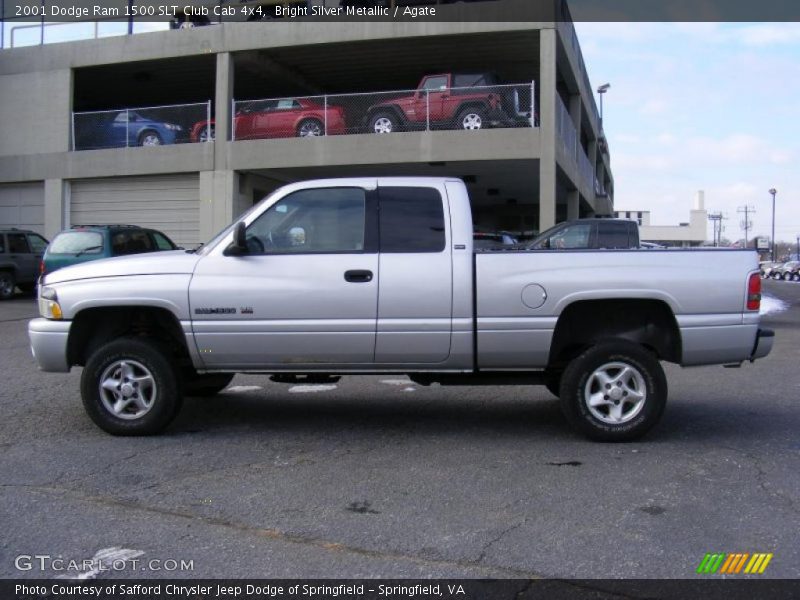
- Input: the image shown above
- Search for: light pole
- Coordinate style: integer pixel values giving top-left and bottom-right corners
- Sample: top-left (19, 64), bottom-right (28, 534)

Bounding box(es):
top-left (597, 83), bottom-right (610, 129)
top-left (768, 188), bottom-right (777, 261)
top-left (796, 234), bottom-right (799, 261)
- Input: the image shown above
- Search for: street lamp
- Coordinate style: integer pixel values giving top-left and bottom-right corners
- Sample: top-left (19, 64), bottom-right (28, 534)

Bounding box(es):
top-left (768, 188), bottom-right (777, 261)
top-left (597, 83), bottom-right (610, 128)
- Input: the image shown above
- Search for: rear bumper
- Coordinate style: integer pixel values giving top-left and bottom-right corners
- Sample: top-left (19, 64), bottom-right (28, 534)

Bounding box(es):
top-left (750, 328), bottom-right (774, 361)
top-left (28, 318), bottom-right (71, 373)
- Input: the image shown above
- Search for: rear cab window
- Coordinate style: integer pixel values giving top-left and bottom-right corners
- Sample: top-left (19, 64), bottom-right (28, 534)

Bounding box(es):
top-left (49, 231), bottom-right (104, 255)
top-left (378, 187), bottom-right (446, 253)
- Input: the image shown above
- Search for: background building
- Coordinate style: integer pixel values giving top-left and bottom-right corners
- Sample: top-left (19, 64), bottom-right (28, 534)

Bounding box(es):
top-left (615, 191), bottom-right (708, 247)
top-left (0, 1), bottom-right (613, 245)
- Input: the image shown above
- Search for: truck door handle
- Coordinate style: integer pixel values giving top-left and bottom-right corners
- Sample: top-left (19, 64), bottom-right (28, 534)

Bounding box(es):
top-left (344, 270), bottom-right (373, 283)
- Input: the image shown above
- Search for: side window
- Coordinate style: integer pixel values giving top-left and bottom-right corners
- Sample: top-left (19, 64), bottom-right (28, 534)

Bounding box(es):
top-left (548, 223), bottom-right (593, 249)
top-left (379, 187), bottom-right (446, 253)
top-left (112, 230), bottom-right (155, 256)
top-left (599, 223), bottom-right (633, 249)
top-left (246, 187), bottom-right (366, 254)
top-left (7, 233), bottom-right (30, 253)
top-left (422, 76), bottom-right (448, 91)
top-left (151, 232), bottom-right (176, 250)
top-left (27, 234), bottom-right (48, 253)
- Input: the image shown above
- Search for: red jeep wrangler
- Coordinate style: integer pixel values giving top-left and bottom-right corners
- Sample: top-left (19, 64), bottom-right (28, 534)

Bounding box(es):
top-left (364, 73), bottom-right (533, 134)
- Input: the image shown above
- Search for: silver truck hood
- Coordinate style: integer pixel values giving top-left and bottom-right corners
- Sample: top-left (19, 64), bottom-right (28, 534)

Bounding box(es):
top-left (43, 251), bottom-right (202, 285)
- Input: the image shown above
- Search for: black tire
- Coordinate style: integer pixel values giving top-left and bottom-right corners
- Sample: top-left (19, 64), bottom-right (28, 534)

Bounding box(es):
top-left (559, 341), bottom-right (667, 442)
top-left (138, 130), bottom-right (163, 146)
top-left (543, 369), bottom-right (562, 398)
top-left (296, 118), bottom-right (324, 137)
top-left (0, 271), bottom-right (15, 300)
top-left (457, 106), bottom-right (488, 131)
top-left (81, 337), bottom-right (182, 435)
top-left (369, 111), bottom-right (399, 134)
top-left (184, 372), bottom-right (235, 397)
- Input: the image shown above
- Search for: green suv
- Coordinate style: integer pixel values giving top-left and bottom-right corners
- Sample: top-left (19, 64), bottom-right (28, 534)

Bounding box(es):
top-left (42, 225), bottom-right (179, 277)
top-left (0, 229), bottom-right (49, 300)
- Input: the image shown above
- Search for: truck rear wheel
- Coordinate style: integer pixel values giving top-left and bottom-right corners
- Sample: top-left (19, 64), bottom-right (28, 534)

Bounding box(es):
top-left (81, 337), bottom-right (182, 435)
top-left (559, 341), bottom-right (667, 441)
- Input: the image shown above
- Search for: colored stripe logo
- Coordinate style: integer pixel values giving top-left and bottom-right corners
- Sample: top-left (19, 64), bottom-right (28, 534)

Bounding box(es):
top-left (697, 553), bottom-right (773, 574)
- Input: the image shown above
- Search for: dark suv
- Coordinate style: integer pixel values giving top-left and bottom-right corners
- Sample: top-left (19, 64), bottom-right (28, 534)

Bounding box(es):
top-left (0, 228), bottom-right (49, 299)
top-left (42, 225), bottom-right (178, 276)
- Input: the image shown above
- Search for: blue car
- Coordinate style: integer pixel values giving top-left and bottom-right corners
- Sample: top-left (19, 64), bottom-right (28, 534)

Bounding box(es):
top-left (75, 110), bottom-right (186, 150)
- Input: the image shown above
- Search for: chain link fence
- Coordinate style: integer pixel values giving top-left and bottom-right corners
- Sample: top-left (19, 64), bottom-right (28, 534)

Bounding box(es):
top-left (72, 102), bottom-right (211, 150)
top-left (224, 82), bottom-right (535, 141)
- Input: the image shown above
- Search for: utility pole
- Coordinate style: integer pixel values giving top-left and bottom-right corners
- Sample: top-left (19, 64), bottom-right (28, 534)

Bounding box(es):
top-left (768, 188), bottom-right (777, 261)
top-left (737, 205), bottom-right (755, 248)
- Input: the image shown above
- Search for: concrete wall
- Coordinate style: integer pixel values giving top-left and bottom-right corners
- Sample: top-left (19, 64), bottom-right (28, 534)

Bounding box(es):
top-left (0, 69), bottom-right (72, 156)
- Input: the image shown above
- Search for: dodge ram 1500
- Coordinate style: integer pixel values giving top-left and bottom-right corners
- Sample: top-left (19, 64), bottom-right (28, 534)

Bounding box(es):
top-left (29, 178), bottom-right (773, 440)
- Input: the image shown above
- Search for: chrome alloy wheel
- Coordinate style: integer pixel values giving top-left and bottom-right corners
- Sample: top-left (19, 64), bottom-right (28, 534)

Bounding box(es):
top-left (298, 121), bottom-right (323, 137)
top-left (98, 360), bottom-right (157, 420)
top-left (373, 117), bottom-right (393, 134)
top-left (461, 112), bottom-right (483, 130)
top-left (141, 133), bottom-right (162, 146)
top-left (200, 125), bottom-right (215, 142)
top-left (584, 361), bottom-right (647, 425)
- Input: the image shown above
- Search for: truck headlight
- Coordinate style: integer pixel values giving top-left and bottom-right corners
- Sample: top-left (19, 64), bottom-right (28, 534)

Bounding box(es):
top-left (39, 286), bottom-right (63, 320)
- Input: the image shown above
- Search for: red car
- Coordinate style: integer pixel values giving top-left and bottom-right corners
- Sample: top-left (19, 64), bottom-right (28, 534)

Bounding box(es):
top-left (190, 97), bottom-right (347, 142)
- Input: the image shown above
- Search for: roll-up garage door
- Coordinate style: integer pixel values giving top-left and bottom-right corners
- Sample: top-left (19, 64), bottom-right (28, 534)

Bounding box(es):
top-left (0, 182), bottom-right (45, 235)
top-left (70, 174), bottom-right (200, 248)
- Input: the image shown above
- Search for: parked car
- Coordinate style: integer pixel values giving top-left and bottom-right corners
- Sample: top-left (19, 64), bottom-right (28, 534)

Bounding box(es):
top-left (365, 72), bottom-right (532, 133)
top-left (190, 97), bottom-right (347, 142)
top-left (42, 225), bottom-right (179, 276)
top-left (760, 261), bottom-right (780, 278)
top-left (526, 219), bottom-right (640, 250)
top-left (772, 260), bottom-right (800, 281)
top-left (76, 111), bottom-right (185, 150)
top-left (0, 228), bottom-right (49, 299)
top-left (473, 231), bottom-right (518, 249)
top-left (30, 178), bottom-right (772, 441)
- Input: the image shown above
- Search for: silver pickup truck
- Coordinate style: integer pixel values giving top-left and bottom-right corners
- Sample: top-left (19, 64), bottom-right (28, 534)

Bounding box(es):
top-left (28, 177), bottom-right (773, 441)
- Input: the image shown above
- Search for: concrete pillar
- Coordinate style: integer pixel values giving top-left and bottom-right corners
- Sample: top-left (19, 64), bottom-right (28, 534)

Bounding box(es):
top-left (214, 52), bottom-right (234, 168)
top-left (43, 179), bottom-right (66, 239)
top-left (567, 189), bottom-right (580, 221)
top-left (538, 28), bottom-right (557, 231)
top-left (199, 170), bottom-right (238, 241)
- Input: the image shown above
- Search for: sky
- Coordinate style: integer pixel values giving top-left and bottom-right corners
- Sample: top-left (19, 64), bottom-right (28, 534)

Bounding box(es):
top-left (575, 22), bottom-right (800, 243)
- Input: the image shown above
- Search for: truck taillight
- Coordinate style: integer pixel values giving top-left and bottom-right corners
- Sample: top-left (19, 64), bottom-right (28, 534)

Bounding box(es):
top-left (747, 272), bottom-right (761, 311)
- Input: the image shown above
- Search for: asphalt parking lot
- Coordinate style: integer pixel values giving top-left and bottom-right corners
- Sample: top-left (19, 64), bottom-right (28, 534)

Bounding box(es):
top-left (1, 281), bottom-right (798, 581)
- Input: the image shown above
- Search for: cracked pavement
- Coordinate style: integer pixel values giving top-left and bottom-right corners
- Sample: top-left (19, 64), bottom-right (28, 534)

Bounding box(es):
top-left (0, 281), bottom-right (798, 579)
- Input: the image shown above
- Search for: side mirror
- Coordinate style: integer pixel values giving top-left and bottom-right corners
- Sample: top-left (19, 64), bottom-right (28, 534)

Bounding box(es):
top-left (224, 222), bottom-right (248, 256)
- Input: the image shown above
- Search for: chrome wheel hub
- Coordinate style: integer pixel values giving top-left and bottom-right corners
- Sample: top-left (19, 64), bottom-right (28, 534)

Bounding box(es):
top-left (99, 359), bottom-right (157, 420)
top-left (374, 118), bottom-right (393, 134)
top-left (584, 361), bottom-right (647, 425)
top-left (462, 114), bottom-right (482, 130)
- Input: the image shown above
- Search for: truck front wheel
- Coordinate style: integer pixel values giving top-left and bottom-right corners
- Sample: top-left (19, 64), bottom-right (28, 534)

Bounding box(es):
top-left (559, 341), bottom-right (667, 442)
top-left (81, 337), bottom-right (182, 435)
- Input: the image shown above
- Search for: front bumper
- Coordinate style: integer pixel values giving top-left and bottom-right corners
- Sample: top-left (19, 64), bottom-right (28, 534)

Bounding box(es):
top-left (28, 318), bottom-right (71, 372)
top-left (750, 328), bottom-right (775, 361)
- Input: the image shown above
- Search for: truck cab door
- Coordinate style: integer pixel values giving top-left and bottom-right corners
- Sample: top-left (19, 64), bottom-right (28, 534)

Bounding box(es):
top-left (374, 181), bottom-right (452, 364)
top-left (189, 183), bottom-right (379, 369)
